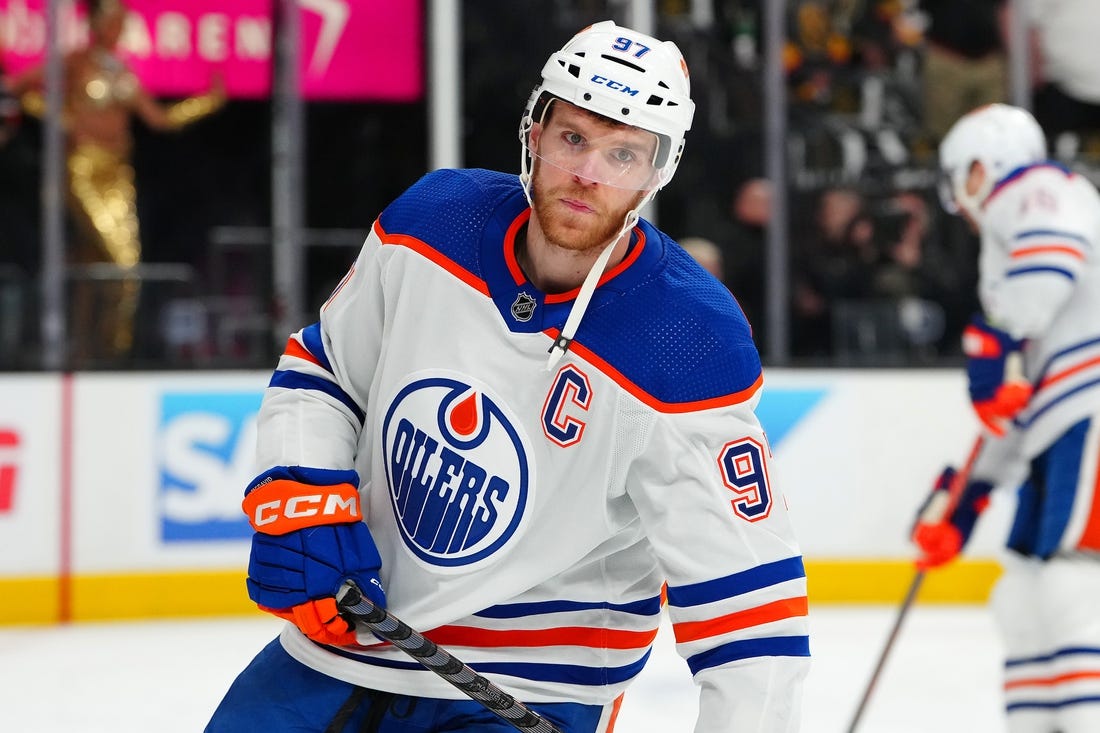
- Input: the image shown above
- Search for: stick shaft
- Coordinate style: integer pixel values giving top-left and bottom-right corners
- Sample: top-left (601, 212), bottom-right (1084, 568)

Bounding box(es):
top-left (336, 582), bottom-right (562, 733)
top-left (845, 570), bottom-right (924, 733)
top-left (846, 435), bottom-right (986, 732)
top-left (943, 436), bottom-right (987, 518)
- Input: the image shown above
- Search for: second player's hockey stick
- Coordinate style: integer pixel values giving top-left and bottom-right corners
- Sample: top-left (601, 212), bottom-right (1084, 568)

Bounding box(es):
top-left (335, 581), bottom-right (563, 733)
top-left (846, 435), bottom-right (986, 733)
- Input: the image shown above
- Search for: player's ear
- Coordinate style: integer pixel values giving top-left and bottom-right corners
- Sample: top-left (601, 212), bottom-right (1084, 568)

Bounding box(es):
top-left (966, 161), bottom-right (986, 198)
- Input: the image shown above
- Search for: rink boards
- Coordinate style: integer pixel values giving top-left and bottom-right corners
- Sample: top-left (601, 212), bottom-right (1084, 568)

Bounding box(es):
top-left (0, 369), bottom-right (1006, 624)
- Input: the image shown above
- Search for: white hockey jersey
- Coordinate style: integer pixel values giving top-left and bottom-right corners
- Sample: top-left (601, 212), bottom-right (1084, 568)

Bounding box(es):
top-left (974, 162), bottom-right (1100, 553)
top-left (252, 169), bottom-right (809, 731)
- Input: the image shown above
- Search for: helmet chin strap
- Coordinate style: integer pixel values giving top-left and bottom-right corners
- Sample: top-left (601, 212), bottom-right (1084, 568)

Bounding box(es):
top-left (519, 121), bottom-right (663, 371)
top-left (544, 187), bottom-right (657, 371)
top-left (953, 169), bottom-right (993, 227)
top-left (519, 115), bottom-right (536, 206)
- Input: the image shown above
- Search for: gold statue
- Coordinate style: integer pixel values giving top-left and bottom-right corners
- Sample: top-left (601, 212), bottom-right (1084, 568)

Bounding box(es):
top-left (10, 0), bottom-right (225, 362)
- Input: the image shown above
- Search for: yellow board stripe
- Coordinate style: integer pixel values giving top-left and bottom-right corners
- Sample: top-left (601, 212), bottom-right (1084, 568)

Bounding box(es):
top-left (0, 560), bottom-right (1004, 625)
top-left (0, 571), bottom-right (261, 625)
top-left (805, 559), bottom-right (1002, 603)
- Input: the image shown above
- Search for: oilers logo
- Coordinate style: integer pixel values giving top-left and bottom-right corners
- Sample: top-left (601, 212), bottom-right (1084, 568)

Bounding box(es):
top-left (382, 376), bottom-right (532, 570)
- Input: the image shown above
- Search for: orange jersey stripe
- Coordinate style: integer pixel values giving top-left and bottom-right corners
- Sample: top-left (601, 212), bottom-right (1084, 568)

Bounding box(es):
top-left (606, 693), bottom-right (625, 732)
top-left (1005, 669), bottom-right (1100, 690)
top-left (373, 219), bottom-right (763, 413)
top-left (283, 337), bottom-right (321, 367)
top-left (544, 228), bottom-right (648, 305)
top-left (1037, 355), bottom-right (1100, 391)
top-left (373, 220), bottom-right (491, 297)
top-left (1077, 433), bottom-right (1100, 550)
top-left (672, 596), bottom-right (809, 644)
top-left (1011, 245), bottom-right (1085, 260)
top-left (566, 337), bottom-right (764, 414)
top-left (423, 624), bottom-right (660, 651)
top-left (503, 209), bottom-right (531, 284)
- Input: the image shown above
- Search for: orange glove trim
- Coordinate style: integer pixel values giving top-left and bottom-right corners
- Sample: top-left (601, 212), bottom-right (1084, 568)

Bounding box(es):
top-left (242, 479), bottom-right (361, 535)
top-left (912, 522), bottom-right (963, 570)
top-left (260, 597), bottom-right (358, 646)
top-left (961, 326), bottom-right (1003, 359)
top-left (974, 382), bottom-right (1033, 437)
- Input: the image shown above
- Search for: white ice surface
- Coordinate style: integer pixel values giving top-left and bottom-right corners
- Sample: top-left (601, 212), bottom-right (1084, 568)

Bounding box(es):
top-left (0, 605), bottom-right (1006, 732)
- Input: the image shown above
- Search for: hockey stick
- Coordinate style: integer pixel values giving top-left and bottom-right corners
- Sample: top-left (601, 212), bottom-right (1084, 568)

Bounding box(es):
top-left (845, 435), bottom-right (986, 733)
top-left (335, 581), bottom-right (563, 733)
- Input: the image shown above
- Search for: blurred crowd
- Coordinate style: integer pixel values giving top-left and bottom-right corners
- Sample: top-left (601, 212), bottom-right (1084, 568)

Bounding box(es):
top-left (658, 0), bottom-right (1100, 365)
top-left (3, 0), bottom-right (1100, 369)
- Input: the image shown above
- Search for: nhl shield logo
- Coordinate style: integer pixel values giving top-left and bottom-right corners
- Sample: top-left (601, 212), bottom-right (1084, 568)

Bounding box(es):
top-left (511, 292), bottom-right (537, 322)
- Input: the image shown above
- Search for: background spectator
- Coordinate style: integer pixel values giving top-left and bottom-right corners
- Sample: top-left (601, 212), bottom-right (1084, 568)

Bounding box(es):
top-left (791, 187), bottom-right (876, 359)
top-left (680, 236), bottom-right (726, 281)
top-left (1029, 0), bottom-right (1100, 147)
top-left (724, 176), bottom-right (771, 340)
top-left (916, 0), bottom-right (1009, 144)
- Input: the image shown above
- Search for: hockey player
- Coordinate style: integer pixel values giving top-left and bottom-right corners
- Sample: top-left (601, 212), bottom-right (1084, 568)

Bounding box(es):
top-left (913, 103), bottom-right (1100, 732)
top-left (205, 20), bottom-right (809, 733)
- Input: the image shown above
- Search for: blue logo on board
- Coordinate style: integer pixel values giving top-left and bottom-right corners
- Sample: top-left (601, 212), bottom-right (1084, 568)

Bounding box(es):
top-left (157, 391), bottom-right (262, 542)
top-left (755, 388), bottom-right (827, 446)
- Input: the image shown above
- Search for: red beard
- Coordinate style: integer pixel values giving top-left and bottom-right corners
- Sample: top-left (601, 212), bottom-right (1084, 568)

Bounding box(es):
top-left (530, 179), bottom-right (637, 254)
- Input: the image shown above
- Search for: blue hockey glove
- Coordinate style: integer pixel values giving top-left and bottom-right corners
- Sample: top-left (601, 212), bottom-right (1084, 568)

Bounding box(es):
top-left (961, 313), bottom-right (1031, 437)
top-left (911, 466), bottom-right (994, 570)
top-left (242, 466), bottom-right (386, 646)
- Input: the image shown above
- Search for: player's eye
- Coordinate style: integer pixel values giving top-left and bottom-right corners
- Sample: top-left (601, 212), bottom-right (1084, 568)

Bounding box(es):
top-left (611, 147), bottom-right (636, 164)
top-left (563, 131), bottom-right (585, 147)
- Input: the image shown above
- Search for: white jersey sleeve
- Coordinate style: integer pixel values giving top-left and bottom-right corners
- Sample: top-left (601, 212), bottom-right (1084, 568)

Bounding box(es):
top-left (630, 398), bottom-right (807, 732)
top-left (980, 163), bottom-right (1100, 458)
top-left (253, 233), bottom-right (385, 472)
top-left (981, 165), bottom-right (1094, 339)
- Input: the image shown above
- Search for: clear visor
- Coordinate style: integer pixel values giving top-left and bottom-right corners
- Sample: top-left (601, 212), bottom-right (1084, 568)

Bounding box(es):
top-left (526, 105), bottom-right (662, 191)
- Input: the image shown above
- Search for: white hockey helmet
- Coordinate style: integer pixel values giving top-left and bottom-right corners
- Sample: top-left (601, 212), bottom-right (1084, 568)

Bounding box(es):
top-left (519, 20), bottom-right (696, 193)
top-left (938, 103), bottom-right (1047, 221)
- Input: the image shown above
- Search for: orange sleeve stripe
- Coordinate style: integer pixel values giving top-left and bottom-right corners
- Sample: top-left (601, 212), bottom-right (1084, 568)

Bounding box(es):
top-left (1011, 245), bottom-right (1085, 260)
top-left (283, 337), bottom-right (322, 367)
top-left (1005, 670), bottom-right (1100, 690)
top-left (672, 596), bottom-right (809, 644)
top-left (423, 624), bottom-right (660, 651)
top-left (242, 479), bottom-right (361, 535)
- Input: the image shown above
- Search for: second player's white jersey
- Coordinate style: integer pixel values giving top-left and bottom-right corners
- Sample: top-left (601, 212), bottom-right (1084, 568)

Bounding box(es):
top-left (979, 162), bottom-right (1100, 460)
top-left (252, 169), bottom-right (809, 732)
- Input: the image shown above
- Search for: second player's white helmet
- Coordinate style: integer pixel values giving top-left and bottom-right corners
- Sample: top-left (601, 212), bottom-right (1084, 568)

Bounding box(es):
top-left (938, 103), bottom-right (1047, 222)
top-left (519, 20), bottom-right (696, 195)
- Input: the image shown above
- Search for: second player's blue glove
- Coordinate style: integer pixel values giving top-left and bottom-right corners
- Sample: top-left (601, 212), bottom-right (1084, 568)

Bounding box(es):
top-left (911, 466), bottom-right (994, 570)
top-left (962, 313), bottom-right (1031, 437)
top-left (242, 466), bottom-right (386, 646)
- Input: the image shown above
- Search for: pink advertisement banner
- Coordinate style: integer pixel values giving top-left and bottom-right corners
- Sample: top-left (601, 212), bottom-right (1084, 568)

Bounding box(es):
top-left (0, 0), bottom-right (423, 101)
